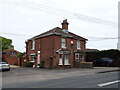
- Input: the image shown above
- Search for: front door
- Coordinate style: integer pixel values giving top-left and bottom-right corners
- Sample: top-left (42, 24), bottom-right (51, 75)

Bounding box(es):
top-left (37, 54), bottom-right (40, 65)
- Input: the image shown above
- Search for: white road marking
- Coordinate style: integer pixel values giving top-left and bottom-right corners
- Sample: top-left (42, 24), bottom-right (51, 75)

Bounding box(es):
top-left (98, 80), bottom-right (120, 87)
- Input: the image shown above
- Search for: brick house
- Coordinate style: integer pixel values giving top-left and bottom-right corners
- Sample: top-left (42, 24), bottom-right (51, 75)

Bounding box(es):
top-left (2, 48), bottom-right (20, 65)
top-left (25, 19), bottom-right (88, 68)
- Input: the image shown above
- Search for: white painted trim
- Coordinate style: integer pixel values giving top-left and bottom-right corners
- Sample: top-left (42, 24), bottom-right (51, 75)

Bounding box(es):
top-left (58, 64), bottom-right (63, 65)
top-left (64, 63), bottom-right (70, 65)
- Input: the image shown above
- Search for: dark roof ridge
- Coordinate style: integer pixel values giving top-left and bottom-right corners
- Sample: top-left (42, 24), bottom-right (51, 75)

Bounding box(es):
top-left (28, 27), bottom-right (62, 40)
top-left (27, 27), bottom-right (87, 41)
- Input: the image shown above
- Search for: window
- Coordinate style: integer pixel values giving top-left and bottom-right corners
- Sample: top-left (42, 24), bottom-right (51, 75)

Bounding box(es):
top-left (31, 40), bottom-right (35, 50)
top-left (61, 38), bottom-right (66, 48)
top-left (59, 54), bottom-right (63, 65)
top-left (80, 55), bottom-right (84, 62)
top-left (75, 53), bottom-right (79, 63)
top-left (75, 53), bottom-right (79, 59)
top-left (77, 40), bottom-right (80, 49)
top-left (64, 54), bottom-right (69, 65)
top-left (31, 55), bottom-right (35, 62)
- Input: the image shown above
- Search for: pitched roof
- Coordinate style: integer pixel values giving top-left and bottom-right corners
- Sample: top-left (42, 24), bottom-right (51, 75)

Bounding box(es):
top-left (28, 27), bottom-right (87, 41)
top-left (69, 32), bottom-right (88, 40)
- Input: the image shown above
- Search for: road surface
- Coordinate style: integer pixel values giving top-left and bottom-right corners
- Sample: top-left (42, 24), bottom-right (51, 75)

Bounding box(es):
top-left (2, 71), bottom-right (119, 88)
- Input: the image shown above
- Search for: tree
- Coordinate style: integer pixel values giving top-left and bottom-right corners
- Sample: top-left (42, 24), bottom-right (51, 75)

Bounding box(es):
top-left (0, 36), bottom-right (14, 52)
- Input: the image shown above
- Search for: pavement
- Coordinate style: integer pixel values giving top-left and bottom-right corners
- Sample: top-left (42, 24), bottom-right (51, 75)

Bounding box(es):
top-left (93, 67), bottom-right (119, 73)
top-left (10, 65), bottom-right (20, 68)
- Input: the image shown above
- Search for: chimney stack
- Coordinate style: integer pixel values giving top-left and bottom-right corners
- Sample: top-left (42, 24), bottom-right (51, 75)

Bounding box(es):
top-left (61, 19), bottom-right (69, 30)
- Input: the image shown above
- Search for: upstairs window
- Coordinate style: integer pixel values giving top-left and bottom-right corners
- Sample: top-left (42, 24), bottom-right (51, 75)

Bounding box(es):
top-left (77, 40), bottom-right (80, 49)
top-left (31, 40), bottom-right (35, 50)
top-left (61, 38), bottom-right (66, 48)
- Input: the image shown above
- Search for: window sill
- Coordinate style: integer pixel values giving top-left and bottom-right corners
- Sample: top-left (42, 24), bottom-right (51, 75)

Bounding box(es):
top-left (58, 63), bottom-right (63, 65)
top-left (64, 63), bottom-right (70, 65)
top-left (58, 64), bottom-right (63, 65)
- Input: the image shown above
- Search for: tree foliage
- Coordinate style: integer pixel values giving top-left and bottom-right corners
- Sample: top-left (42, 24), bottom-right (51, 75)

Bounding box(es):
top-left (0, 36), bottom-right (14, 52)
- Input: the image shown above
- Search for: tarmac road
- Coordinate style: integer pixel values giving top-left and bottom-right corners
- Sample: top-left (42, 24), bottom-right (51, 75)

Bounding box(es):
top-left (2, 69), bottom-right (119, 88)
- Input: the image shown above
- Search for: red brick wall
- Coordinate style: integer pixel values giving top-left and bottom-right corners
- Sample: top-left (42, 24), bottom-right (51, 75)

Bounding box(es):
top-left (52, 35), bottom-right (61, 68)
top-left (2, 48), bottom-right (20, 65)
top-left (26, 35), bottom-right (86, 68)
top-left (52, 36), bottom-right (86, 68)
top-left (40, 35), bottom-right (54, 68)
top-left (3, 55), bottom-right (19, 65)
top-left (26, 35), bottom-right (54, 68)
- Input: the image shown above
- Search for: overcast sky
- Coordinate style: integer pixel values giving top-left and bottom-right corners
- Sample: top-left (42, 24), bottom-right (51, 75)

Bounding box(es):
top-left (0, 0), bottom-right (119, 52)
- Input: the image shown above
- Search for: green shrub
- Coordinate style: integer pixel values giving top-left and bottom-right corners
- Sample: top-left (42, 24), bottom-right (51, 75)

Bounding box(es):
top-left (40, 60), bottom-right (45, 68)
top-left (26, 62), bottom-right (33, 67)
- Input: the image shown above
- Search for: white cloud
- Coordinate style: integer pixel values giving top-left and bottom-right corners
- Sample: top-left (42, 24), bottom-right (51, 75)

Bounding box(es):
top-left (0, 0), bottom-right (119, 51)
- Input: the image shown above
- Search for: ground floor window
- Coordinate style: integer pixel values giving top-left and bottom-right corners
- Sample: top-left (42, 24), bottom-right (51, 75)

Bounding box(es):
top-left (64, 54), bottom-right (69, 65)
top-left (59, 54), bottom-right (70, 65)
top-left (59, 54), bottom-right (63, 65)
top-left (75, 53), bottom-right (79, 63)
top-left (80, 54), bottom-right (84, 62)
top-left (31, 55), bottom-right (35, 62)
top-left (75, 53), bottom-right (84, 63)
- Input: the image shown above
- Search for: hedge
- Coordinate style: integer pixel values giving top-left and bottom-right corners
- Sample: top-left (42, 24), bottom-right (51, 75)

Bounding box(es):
top-left (86, 49), bottom-right (120, 62)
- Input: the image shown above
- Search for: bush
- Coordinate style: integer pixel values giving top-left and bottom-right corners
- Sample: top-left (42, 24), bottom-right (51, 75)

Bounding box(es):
top-left (26, 62), bottom-right (34, 67)
top-left (40, 60), bottom-right (45, 68)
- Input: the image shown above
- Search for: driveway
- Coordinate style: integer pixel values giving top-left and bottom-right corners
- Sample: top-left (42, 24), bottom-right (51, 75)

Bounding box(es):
top-left (2, 66), bottom-right (119, 85)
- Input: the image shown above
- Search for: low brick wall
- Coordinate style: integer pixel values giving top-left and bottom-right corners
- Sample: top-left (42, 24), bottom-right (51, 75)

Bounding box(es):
top-left (79, 62), bottom-right (93, 68)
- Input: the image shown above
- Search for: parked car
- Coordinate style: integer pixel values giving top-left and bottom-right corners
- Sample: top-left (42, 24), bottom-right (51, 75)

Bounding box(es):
top-left (0, 61), bottom-right (10, 71)
top-left (93, 58), bottom-right (115, 67)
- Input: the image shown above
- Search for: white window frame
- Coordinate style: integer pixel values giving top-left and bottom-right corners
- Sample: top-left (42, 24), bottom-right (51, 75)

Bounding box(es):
top-left (64, 54), bottom-right (70, 65)
top-left (80, 55), bottom-right (84, 62)
top-left (31, 40), bottom-right (35, 50)
top-left (61, 38), bottom-right (66, 48)
top-left (30, 55), bottom-right (35, 62)
top-left (77, 40), bottom-right (80, 49)
top-left (59, 54), bottom-right (63, 65)
top-left (75, 53), bottom-right (79, 59)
